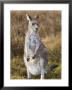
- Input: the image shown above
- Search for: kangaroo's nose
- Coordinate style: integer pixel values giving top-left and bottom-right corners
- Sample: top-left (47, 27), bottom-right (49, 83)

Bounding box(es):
top-left (36, 27), bottom-right (38, 30)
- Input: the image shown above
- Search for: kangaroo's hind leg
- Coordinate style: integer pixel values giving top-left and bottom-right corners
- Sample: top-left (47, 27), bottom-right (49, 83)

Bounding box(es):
top-left (41, 67), bottom-right (44, 79)
top-left (40, 58), bottom-right (45, 79)
top-left (27, 68), bottom-right (31, 79)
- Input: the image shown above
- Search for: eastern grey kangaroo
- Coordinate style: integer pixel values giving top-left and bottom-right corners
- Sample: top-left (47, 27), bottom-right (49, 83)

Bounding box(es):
top-left (24, 14), bottom-right (48, 79)
top-left (24, 14), bottom-right (57, 79)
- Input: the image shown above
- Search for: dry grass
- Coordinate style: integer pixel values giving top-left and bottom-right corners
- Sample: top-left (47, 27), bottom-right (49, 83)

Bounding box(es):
top-left (11, 11), bottom-right (61, 79)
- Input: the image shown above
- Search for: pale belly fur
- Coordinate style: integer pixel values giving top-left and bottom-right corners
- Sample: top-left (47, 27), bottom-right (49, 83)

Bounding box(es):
top-left (25, 57), bottom-right (41, 75)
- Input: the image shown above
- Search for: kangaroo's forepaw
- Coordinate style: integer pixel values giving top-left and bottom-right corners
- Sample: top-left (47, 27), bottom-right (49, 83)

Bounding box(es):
top-left (32, 55), bottom-right (36, 59)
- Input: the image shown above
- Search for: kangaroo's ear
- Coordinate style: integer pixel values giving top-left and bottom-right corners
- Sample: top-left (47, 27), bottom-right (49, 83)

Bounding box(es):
top-left (35, 15), bottom-right (39, 19)
top-left (26, 14), bottom-right (32, 21)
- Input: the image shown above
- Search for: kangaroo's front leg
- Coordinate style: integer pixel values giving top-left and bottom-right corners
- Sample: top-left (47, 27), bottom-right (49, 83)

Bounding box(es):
top-left (40, 58), bottom-right (44, 79)
top-left (27, 68), bottom-right (31, 79)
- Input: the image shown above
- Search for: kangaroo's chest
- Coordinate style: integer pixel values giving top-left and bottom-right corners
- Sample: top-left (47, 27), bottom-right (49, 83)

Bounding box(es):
top-left (25, 32), bottom-right (40, 54)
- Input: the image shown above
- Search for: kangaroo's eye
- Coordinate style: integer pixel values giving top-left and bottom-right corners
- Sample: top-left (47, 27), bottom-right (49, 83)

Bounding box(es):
top-left (32, 23), bottom-right (35, 25)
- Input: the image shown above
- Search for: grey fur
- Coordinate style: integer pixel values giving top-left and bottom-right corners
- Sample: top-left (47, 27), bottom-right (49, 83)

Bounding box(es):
top-left (24, 14), bottom-right (48, 79)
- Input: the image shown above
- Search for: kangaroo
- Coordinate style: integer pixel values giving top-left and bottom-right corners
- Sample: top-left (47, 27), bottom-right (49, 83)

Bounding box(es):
top-left (24, 14), bottom-right (57, 79)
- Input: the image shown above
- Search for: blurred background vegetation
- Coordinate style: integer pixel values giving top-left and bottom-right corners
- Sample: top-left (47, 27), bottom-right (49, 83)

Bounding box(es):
top-left (11, 11), bottom-right (61, 79)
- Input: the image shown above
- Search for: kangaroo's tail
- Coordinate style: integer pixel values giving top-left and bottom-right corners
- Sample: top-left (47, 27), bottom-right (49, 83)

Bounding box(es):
top-left (45, 64), bottom-right (58, 74)
top-left (48, 64), bottom-right (58, 72)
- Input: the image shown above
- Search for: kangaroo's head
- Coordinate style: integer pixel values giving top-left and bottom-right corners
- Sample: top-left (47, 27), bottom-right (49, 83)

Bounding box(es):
top-left (26, 14), bottom-right (39, 33)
